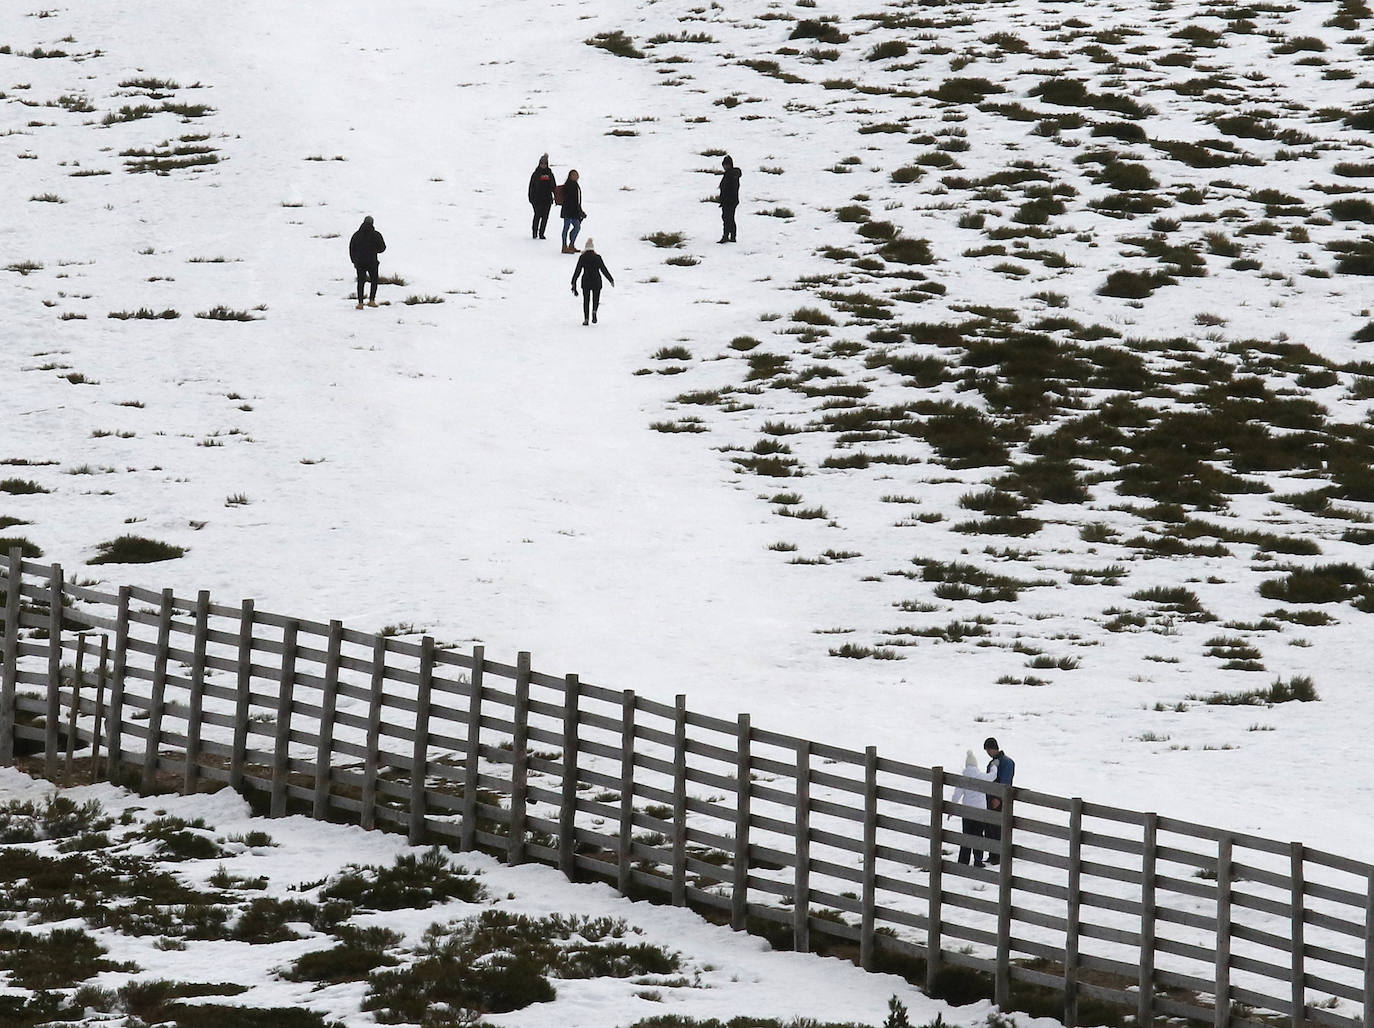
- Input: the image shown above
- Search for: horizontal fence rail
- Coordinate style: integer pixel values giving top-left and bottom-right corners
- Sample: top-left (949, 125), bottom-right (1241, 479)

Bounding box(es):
top-left (1, 552), bottom-right (1370, 1028)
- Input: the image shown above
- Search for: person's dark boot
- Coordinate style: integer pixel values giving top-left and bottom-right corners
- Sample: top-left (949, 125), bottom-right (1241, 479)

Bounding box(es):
top-left (592, 311), bottom-right (597, 324)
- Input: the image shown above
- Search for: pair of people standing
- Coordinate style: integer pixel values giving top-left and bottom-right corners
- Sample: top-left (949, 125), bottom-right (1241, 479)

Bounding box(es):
top-left (526, 156), bottom-right (587, 253)
top-left (947, 738), bottom-right (1016, 868)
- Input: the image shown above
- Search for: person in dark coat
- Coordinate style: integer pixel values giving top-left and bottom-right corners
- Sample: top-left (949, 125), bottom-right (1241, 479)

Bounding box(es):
top-left (983, 737), bottom-right (1016, 865)
top-left (348, 215), bottom-right (386, 309)
top-left (528, 154), bottom-right (557, 240)
top-left (570, 239), bottom-right (614, 325)
top-left (717, 155), bottom-right (741, 243)
top-left (559, 169), bottom-right (585, 253)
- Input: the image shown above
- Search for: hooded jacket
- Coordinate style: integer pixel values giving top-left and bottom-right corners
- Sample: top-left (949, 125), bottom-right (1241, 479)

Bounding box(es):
top-left (349, 222), bottom-right (386, 266)
top-left (719, 166), bottom-right (742, 206)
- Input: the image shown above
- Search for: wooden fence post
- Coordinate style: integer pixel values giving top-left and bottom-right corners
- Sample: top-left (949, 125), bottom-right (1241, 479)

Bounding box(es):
top-left (671, 693), bottom-right (688, 907)
top-left (995, 787), bottom-right (1015, 1009)
top-left (106, 586), bottom-right (130, 784)
top-left (1139, 811), bottom-right (1157, 1028)
top-left (312, 620), bottom-right (343, 820)
top-left (1, 546), bottom-right (20, 766)
top-left (927, 765), bottom-right (945, 993)
top-left (1065, 797), bottom-right (1084, 1028)
top-left (793, 740), bottom-right (811, 953)
top-left (1364, 871), bottom-right (1373, 1028)
top-left (860, 745), bottom-right (878, 971)
top-left (269, 620), bottom-right (298, 817)
top-left (44, 563), bottom-right (63, 781)
top-left (506, 651), bottom-right (531, 865)
top-left (89, 635), bottom-right (108, 784)
top-left (408, 636), bottom-right (434, 845)
top-left (1216, 834), bottom-right (1233, 1028)
top-left (140, 587), bottom-right (173, 794)
top-left (1290, 842), bottom-right (1305, 1028)
top-left (182, 590), bottom-right (210, 795)
top-left (64, 634), bottom-right (85, 786)
top-left (360, 634), bottom-right (386, 832)
top-left (730, 712), bottom-right (751, 932)
top-left (228, 598), bottom-right (253, 791)
top-left (459, 645), bottom-right (483, 850)
top-left (617, 688), bottom-right (635, 896)
top-left (559, 674), bottom-right (580, 880)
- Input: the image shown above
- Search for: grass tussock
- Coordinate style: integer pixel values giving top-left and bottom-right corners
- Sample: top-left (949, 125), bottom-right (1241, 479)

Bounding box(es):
top-left (89, 535), bottom-right (186, 565)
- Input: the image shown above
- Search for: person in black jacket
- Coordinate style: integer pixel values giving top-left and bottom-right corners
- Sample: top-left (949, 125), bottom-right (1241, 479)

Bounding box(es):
top-left (559, 169), bottom-right (585, 253)
top-left (717, 155), bottom-right (741, 243)
top-left (570, 239), bottom-right (614, 325)
top-left (348, 216), bottom-right (386, 308)
top-left (528, 154), bottom-right (556, 240)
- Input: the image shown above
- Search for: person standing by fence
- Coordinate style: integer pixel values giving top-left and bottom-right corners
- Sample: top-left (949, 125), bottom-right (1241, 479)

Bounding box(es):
top-left (948, 748), bottom-right (994, 867)
top-left (559, 169), bottom-right (585, 253)
top-left (528, 154), bottom-right (557, 240)
top-left (570, 239), bottom-right (614, 325)
top-left (349, 216), bottom-right (386, 309)
top-left (983, 737), bottom-right (1015, 865)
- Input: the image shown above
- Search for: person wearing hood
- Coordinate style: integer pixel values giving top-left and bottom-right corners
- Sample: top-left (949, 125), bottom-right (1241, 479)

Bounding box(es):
top-left (570, 239), bottom-right (614, 325)
top-left (717, 154), bottom-right (742, 243)
top-left (947, 749), bottom-right (994, 868)
top-left (348, 215), bottom-right (386, 309)
top-left (528, 153), bottom-right (557, 240)
top-left (559, 169), bottom-right (586, 253)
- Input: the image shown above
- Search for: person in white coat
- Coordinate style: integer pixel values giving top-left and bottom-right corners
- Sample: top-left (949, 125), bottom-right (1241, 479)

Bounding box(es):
top-left (948, 749), bottom-right (994, 867)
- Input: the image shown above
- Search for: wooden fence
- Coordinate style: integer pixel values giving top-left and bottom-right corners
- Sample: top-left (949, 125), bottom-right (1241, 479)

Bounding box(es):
top-left (1, 550), bottom-right (1370, 1028)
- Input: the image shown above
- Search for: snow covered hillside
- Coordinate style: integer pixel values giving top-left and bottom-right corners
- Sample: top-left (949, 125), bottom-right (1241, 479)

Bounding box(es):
top-left (3, 0), bottom-right (1374, 867)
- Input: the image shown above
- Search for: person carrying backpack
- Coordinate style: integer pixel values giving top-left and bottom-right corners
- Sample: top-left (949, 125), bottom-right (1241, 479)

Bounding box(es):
top-left (528, 154), bottom-right (557, 240)
top-left (559, 169), bottom-right (585, 253)
top-left (570, 239), bottom-right (614, 325)
top-left (349, 215), bottom-right (386, 309)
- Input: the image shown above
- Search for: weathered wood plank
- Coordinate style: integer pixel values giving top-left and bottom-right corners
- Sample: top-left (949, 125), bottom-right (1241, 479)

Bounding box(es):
top-left (140, 588), bottom-right (173, 794)
top-left (182, 591), bottom-right (210, 795)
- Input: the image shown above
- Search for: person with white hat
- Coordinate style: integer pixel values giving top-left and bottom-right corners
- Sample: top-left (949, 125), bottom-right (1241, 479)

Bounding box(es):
top-left (570, 239), bottom-right (615, 326)
top-left (948, 748), bottom-right (994, 868)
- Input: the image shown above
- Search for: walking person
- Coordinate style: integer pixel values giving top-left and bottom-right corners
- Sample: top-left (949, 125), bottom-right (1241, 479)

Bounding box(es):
top-left (717, 154), bottom-right (741, 243)
top-left (559, 169), bottom-right (585, 253)
top-left (983, 737), bottom-right (1016, 865)
top-left (528, 153), bottom-right (557, 240)
top-left (947, 749), bottom-right (994, 868)
top-left (349, 215), bottom-right (386, 309)
top-left (570, 239), bottom-right (614, 325)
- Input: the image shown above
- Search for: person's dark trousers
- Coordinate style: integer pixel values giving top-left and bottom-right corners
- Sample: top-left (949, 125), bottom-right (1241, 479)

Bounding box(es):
top-left (532, 202), bottom-right (552, 239)
top-left (985, 813), bottom-right (1001, 863)
top-left (582, 285), bottom-right (601, 323)
top-left (355, 262), bottom-right (379, 303)
top-left (957, 817), bottom-right (985, 866)
top-left (721, 203), bottom-right (738, 242)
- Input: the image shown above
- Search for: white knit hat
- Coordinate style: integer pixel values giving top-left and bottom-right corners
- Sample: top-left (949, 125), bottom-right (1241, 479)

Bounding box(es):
top-left (965, 749), bottom-right (978, 768)
top-left (584, 238), bottom-right (595, 252)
